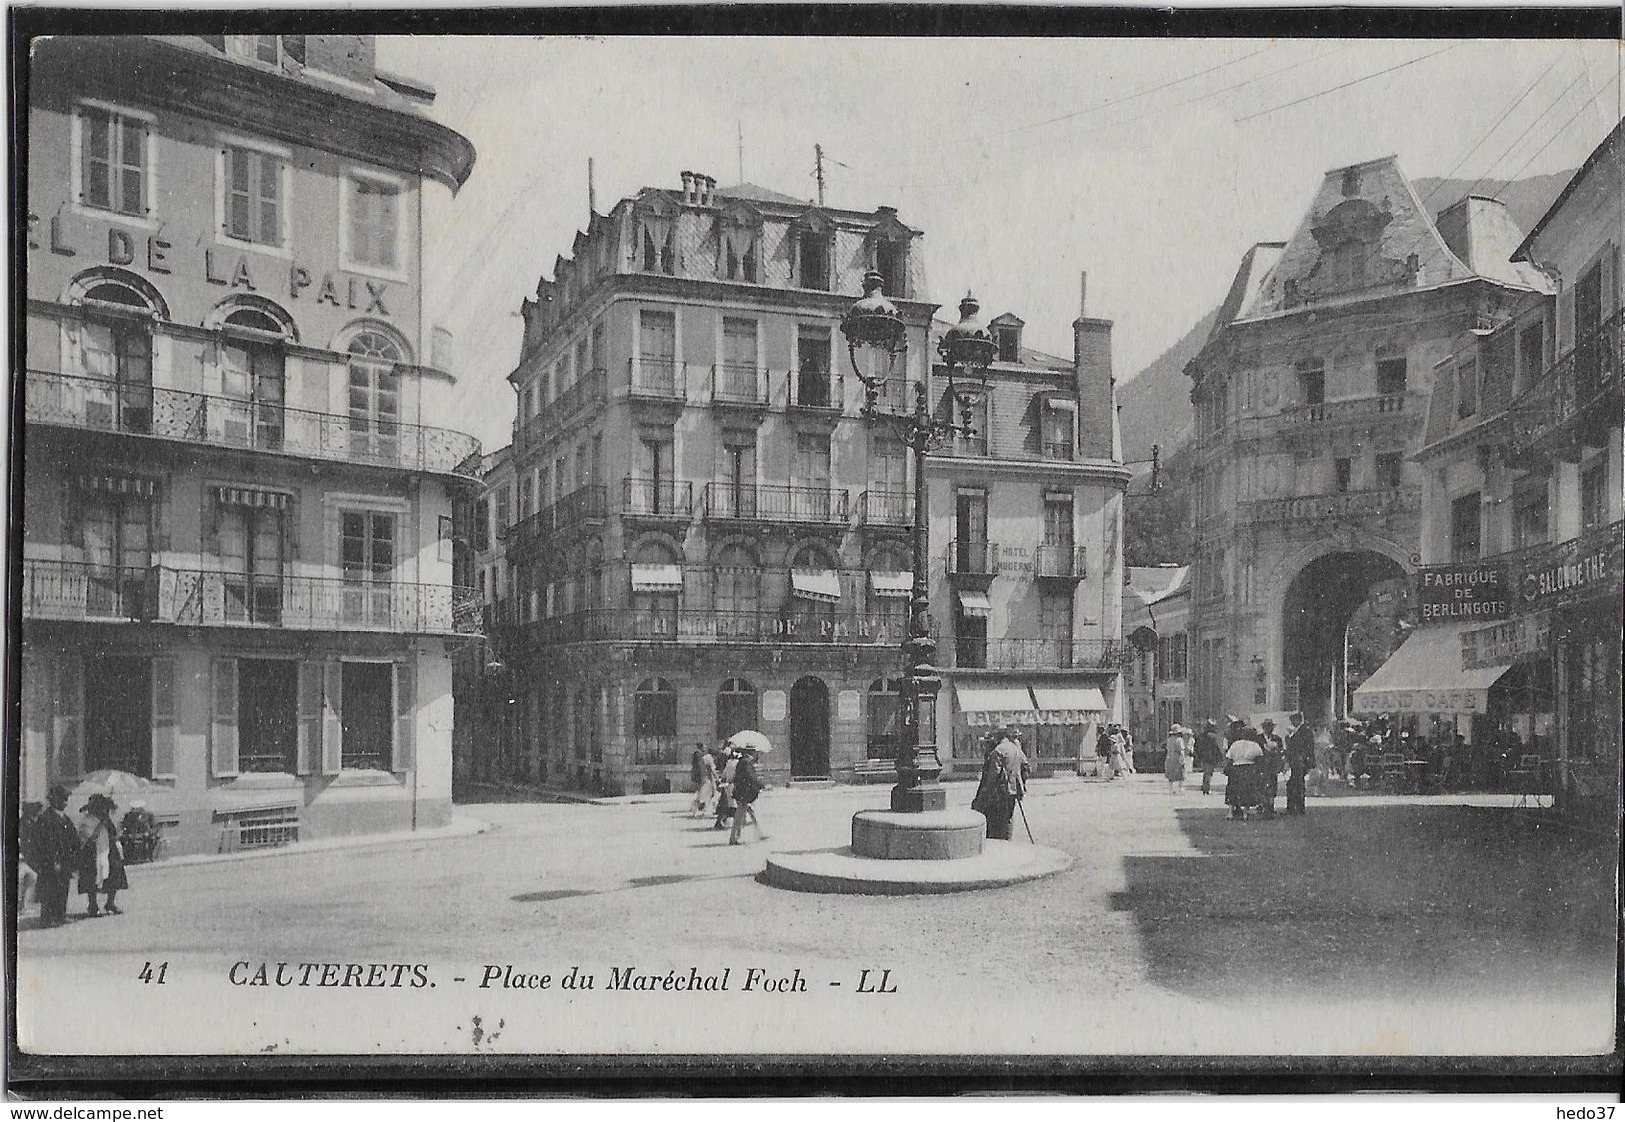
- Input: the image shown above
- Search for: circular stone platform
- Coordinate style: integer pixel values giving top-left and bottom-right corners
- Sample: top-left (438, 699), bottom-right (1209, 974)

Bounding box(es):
top-left (762, 839), bottom-right (1073, 895)
top-left (851, 807), bottom-right (986, 860)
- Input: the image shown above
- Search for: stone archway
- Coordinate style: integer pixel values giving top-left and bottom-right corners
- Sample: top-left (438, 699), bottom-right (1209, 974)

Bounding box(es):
top-left (1279, 550), bottom-right (1409, 725)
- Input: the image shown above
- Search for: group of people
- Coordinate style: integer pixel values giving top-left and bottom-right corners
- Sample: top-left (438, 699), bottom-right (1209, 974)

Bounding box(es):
top-left (1325, 719), bottom-right (1520, 793)
top-left (22, 786), bottom-right (130, 927)
top-left (689, 741), bottom-right (767, 845)
top-left (1093, 723), bottom-right (1137, 779)
top-left (1161, 713), bottom-right (1317, 819)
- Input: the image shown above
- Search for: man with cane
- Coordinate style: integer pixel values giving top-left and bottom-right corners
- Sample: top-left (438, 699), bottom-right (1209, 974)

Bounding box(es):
top-left (972, 724), bottom-right (1031, 841)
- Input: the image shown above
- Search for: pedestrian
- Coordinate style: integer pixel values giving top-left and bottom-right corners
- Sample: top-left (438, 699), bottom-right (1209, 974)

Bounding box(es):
top-left (77, 794), bottom-right (128, 917)
top-left (714, 748), bottom-right (738, 830)
top-left (28, 785), bottom-right (81, 927)
top-left (1094, 725), bottom-right (1114, 779)
top-left (1108, 724), bottom-right (1131, 779)
top-left (1284, 711), bottom-right (1314, 815)
top-left (1259, 718), bottom-right (1285, 818)
top-left (691, 744), bottom-right (719, 817)
top-left (728, 748), bottom-right (766, 845)
top-left (1162, 725), bottom-right (1192, 793)
top-left (1194, 719), bottom-right (1224, 795)
top-left (1223, 721), bottom-right (1265, 820)
top-left (1120, 726), bottom-right (1137, 774)
top-left (972, 725), bottom-right (1030, 840)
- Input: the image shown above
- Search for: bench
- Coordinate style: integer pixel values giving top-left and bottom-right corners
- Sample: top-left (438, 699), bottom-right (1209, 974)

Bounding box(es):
top-left (851, 759), bottom-right (896, 783)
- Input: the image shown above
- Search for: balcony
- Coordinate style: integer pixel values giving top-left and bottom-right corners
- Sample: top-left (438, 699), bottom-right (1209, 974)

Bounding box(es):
top-left (525, 607), bottom-right (908, 647)
top-left (859, 489), bottom-right (913, 527)
top-left (945, 539), bottom-right (1000, 578)
top-left (1239, 487), bottom-right (1421, 527)
top-left (22, 559), bottom-right (481, 635)
top-left (702, 483), bottom-right (849, 524)
top-left (1235, 392), bottom-right (1426, 444)
top-left (25, 370), bottom-right (481, 478)
top-left (789, 368), bottom-right (842, 412)
top-left (621, 477), bottom-right (693, 519)
top-left (506, 484), bottom-right (609, 553)
top-left (947, 637), bottom-right (1128, 671)
top-left (516, 367), bottom-right (608, 451)
top-left (1035, 544), bottom-right (1088, 580)
top-left (1508, 307), bottom-right (1623, 463)
top-left (629, 357), bottom-right (685, 400)
top-left (711, 362), bottom-right (767, 406)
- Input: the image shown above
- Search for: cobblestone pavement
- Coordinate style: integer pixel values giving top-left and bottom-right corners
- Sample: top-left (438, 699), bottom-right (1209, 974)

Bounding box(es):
top-left (16, 775), bottom-right (1617, 1057)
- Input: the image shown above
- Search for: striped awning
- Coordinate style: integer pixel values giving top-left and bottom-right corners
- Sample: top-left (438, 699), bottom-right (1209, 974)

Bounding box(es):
top-left (630, 564), bottom-right (684, 593)
top-left (791, 569), bottom-right (842, 604)
top-left (956, 589), bottom-right (993, 619)
top-left (216, 486), bottom-right (290, 509)
top-left (869, 571), bottom-right (914, 599)
top-left (76, 474), bottom-right (156, 497)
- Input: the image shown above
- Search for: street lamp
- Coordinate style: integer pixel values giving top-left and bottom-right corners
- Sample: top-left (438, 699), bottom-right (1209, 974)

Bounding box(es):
top-left (841, 270), bottom-right (990, 813)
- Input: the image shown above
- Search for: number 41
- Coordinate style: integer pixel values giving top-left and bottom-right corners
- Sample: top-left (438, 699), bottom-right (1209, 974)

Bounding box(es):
top-left (138, 961), bottom-right (169, 984)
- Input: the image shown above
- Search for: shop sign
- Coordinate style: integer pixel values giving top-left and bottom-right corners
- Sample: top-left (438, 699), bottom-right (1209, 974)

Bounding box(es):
top-left (837, 690), bottom-right (860, 721)
top-left (1416, 563), bottom-right (1508, 623)
top-left (1461, 612), bottom-right (1550, 670)
top-left (761, 690), bottom-right (787, 723)
top-left (1517, 526), bottom-right (1625, 610)
top-left (1355, 688), bottom-right (1489, 715)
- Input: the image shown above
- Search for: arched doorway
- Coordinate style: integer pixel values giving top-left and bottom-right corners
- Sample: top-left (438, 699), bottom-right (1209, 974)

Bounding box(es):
top-left (1280, 551), bottom-right (1409, 726)
top-left (789, 676), bottom-right (830, 777)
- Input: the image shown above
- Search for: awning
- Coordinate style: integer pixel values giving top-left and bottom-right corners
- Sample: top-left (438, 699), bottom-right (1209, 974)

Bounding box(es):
top-left (1031, 686), bottom-right (1107, 725)
top-left (791, 569), bottom-right (842, 603)
top-left (629, 564), bottom-right (683, 593)
top-left (870, 571), bottom-right (914, 599)
top-left (216, 486), bottom-right (290, 509)
top-left (76, 474), bottom-right (156, 497)
top-left (1352, 622), bottom-right (1515, 715)
top-left (955, 685), bottom-right (1036, 728)
top-left (956, 589), bottom-right (992, 618)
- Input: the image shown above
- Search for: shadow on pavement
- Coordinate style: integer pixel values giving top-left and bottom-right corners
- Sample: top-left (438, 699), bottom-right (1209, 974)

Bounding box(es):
top-left (511, 871), bottom-right (756, 904)
top-left (1112, 801), bottom-right (1617, 1002)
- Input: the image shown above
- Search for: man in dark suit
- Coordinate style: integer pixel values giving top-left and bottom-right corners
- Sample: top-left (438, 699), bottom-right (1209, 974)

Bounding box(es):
top-left (1285, 711), bottom-right (1315, 815)
top-left (1194, 720), bottom-right (1224, 795)
top-left (29, 785), bottom-right (82, 927)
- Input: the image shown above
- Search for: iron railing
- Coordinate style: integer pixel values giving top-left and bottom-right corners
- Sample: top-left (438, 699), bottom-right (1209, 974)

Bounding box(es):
top-left (522, 607), bottom-right (910, 646)
top-left (26, 369), bottom-right (481, 478)
top-left (711, 362), bottom-right (767, 405)
top-left (947, 637), bottom-right (1128, 671)
top-left (1035, 544), bottom-right (1088, 579)
top-left (1042, 441), bottom-right (1075, 461)
top-left (630, 357), bottom-right (685, 399)
top-left (703, 483), bottom-right (849, 523)
top-left (515, 366), bottom-right (608, 450)
top-left (1239, 487), bottom-right (1421, 526)
top-left (859, 489), bottom-right (913, 526)
top-left (946, 539), bottom-right (1000, 576)
top-left (506, 484), bottom-right (608, 551)
top-left (22, 558), bottom-right (481, 634)
top-left (621, 477), bottom-right (693, 517)
top-left (1509, 307), bottom-right (1623, 457)
top-left (790, 368), bottom-right (842, 410)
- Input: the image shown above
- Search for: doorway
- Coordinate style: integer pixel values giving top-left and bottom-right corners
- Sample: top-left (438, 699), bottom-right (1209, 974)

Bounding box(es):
top-left (239, 659), bottom-right (297, 772)
top-left (789, 676), bottom-right (830, 778)
top-left (85, 655), bottom-right (151, 775)
top-left (342, 662), bottom-right (394, 771)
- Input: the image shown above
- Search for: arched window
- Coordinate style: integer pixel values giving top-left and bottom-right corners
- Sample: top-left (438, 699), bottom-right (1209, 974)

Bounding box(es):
top-left (629, 540), bottom-right (681, 636)
top-left (867, 677), bottom-right (904, 760)
top-left (865, 546), bottom-right (912, 634)
top-left (216, 306), bottom-right (291, 451)
top-left (716, 677), bottom-right (759, 742)
top-left (347, 329), bottom-right (403, 462)
top-left (787, 542), bottom-right (841, 633)
top-left (633, 677), bottom-right (678, 765)
top-left (72, 279), bottom-right (156, 434)
top-left (712, 542), bottom-right (761, 635)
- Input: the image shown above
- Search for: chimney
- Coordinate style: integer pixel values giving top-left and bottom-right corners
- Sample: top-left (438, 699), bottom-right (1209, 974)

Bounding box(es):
top-left (680, 171), bottom-right (695, 203)
top-left (1079, 270), bottom-right (1088, 318)
top-left (704, 175), bottom-right (717, 204)
top-left (1073, 270), bottom-right (1114, 459)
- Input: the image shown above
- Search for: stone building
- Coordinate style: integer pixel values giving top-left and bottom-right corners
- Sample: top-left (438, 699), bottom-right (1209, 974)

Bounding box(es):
top-left (19, 35), bottom-right (480, 855)
top-left (1123, 565), bottom-right (1190, 759)
top-left (1183, 156), bottom-right (1549, 726)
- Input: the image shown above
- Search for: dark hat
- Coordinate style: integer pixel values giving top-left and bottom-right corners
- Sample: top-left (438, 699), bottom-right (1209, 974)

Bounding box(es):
top-left (81, 793), bottom-right (117, 814)
top-left (1290, 711), bottom-right (1306, 724)
top-left (1261, 718), bottom-right (1276, 730)
top-left (47, 784), bottom-right (70, 803)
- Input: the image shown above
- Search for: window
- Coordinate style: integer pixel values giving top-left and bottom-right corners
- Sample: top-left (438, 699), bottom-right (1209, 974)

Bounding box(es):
top-left (641, 218), bottom-right (675, 274)
top-left (346, 174), bottom-right (402, 272)
top-left (797, 228), bottom-right (830, 290)
top-left (866, 678), bottom-right (903, 760)
top-left (723, 225), bottom-right (759, 282)
top-left (1158, 632), bottom-right (1188, 681)
top-left (636, 430), bottom-right (675, 513)
top-left (876, 239), bottom-right (907, 299)
top-left (340, 661), bottom-right (397, 772)
top-left (237, 659), bottom-right (297, 773)
top-left (795, 326), bottom-right (834, 408)
top-left (222, 144), bottom-right (285, 247)
top-left (1376, 355), bottom-right (1407, 397)
top-left (716, 678), bottom-right (759, 742)
top-left (473, 499), bottom-right (490, 552)
top-left (78, 104), bottom-right (149, 217)
top-left (341, 511), bottom-right (395, 625)
top-left (219, 317), bottom-right (286, 450)
top-left (227, 35), bottom-right (282, 64)
top-left (996, 325), bottom-right (1020, 363)
top-left (346, 331), bottom-right (402, 460)
top-left (1296, 360), bottom-right (1325, 407)
top-left (1580, 461), bottom-right (1607, 530)
top-left (1040, 590), bottom-right (1075, 668)
top-left (85, 655), bottom-right (157, 776)
top-left (794, 432), bottom-right (832, 512)
top-left (1514, 481), bottom-right (1550, 549)
top-left (518, 475), bottom-right (533, 521)
top-left (1376, 451), bottom-right (1404, 490)
top-left (1325, 242), bottom-right (1366, 289)
top-left (712, 543), bottom-right (761, 625)
top-left (954, 490), bottom-right (989, 573)
top-left (76, 287), bottom-right (154, 433)
top-left (633, 678), bottom-right (678, 764)
top-left (630, 541), bottom-right (681, 635)
top-left (716, 436), bottom-right (757, 518)
top-left (217, 494), bottom-right (286, 624)
top-left (1450, 492), bottom-right (1481, 562)
top-left (76, 481), bottom-right (154, 617)
top-left (494, 482), bottom-right (511, 533)
top-left (637, 309), bottom-right (677, 393)
top-left (1042, 401), bottom-right (1075, 460)
top-left (720, 316), bottom-right (758, 401)
top-left (1334, 458), bottom-right (1352, 493)
top-left (1518, 321), bottom-right (1546, 390)
top-left (869, 436), bottom-right (907, 511)
top-left (1455, 357), bottom-right (1479, 419)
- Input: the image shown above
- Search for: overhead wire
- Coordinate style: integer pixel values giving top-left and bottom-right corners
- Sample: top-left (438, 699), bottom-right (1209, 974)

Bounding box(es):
top-left (1233, 44), bottom-right (1463, 123)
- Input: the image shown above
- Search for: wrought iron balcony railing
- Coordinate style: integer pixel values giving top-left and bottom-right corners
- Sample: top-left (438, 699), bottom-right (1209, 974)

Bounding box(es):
top-left (621, 477), bottom-right (693, 518)
top-left (1509, 307), bottom-right (1623, 458)
top-left (1035, 544), bottom-right (1088, 579)
top-left (26, 370), bottom-right (481, 478)
top-left (702, 483), bottom-right (849, 523)
top-left (1234, 392), bottom-right (1426, 442)
top-left (22, 558), bottom-right (481, 634)
top-left (1238, 487), bottom-right (1421, 526)
top-left (520, 607), bottom-right (910, 647)
top-left (506, 484), bottom-right (609, 551)
top-left (712, 362), bottom-right (767, 405)
top-left (946, 539), bottom-right (1000, 576)
top-left (630, 357), bottom-right (685, 400)
top-left (947, 637), bottom-right (1128, 671)
top-left (790, 368), bottom-right (842, 410)
top-left (515, 367), bottom-right (608, 450)
top-left (859, 489), bottom-right (913, 527)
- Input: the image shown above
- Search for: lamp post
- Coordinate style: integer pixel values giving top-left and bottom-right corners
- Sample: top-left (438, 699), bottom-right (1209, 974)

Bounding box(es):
top-left (841, 271), bottom-right (991, 813)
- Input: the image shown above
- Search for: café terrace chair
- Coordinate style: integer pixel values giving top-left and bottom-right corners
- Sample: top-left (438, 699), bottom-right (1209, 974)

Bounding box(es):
top-left (1509, 753), bottom-right (1548, 810)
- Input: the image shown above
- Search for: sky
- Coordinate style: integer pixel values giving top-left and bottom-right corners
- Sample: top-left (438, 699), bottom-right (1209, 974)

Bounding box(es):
top-left (376, 36), bottom-right (1623, 452)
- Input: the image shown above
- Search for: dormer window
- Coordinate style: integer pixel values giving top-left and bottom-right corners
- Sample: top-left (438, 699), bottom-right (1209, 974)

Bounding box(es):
top-left (794, 209), bottom-right (835, 291)
top-left (642, 222), bottom-right (675, 274)
top-left (996, 326), bottom-right (1020, 363)
top-left (875, 239), bottom-right (907, 298)
top-left (722, 225), bottom-right (759, 283)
